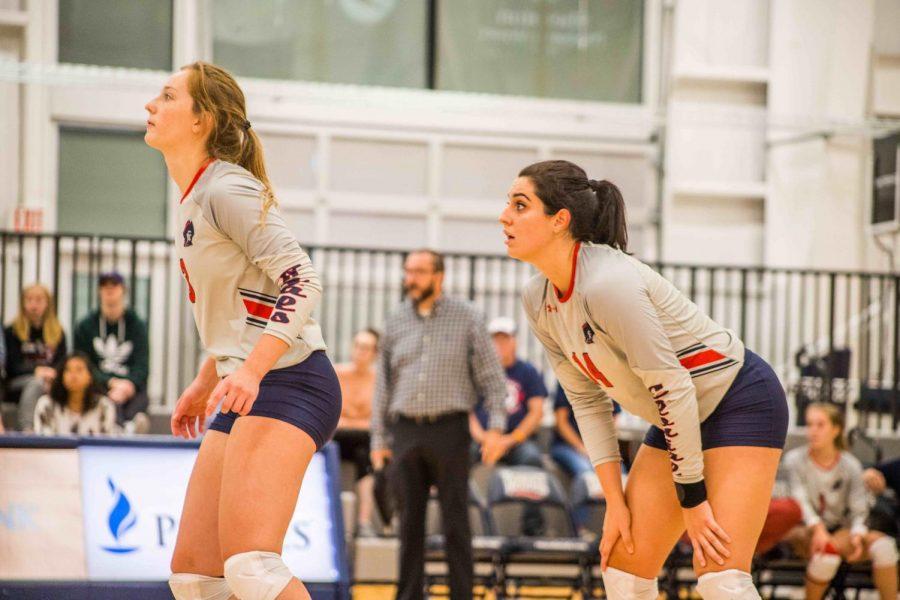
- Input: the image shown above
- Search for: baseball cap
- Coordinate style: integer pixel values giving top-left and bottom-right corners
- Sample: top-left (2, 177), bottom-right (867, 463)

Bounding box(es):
top-left (98, 271), bottom-right (125, 287)
top-left (488, 316), bottom-right (517, 336)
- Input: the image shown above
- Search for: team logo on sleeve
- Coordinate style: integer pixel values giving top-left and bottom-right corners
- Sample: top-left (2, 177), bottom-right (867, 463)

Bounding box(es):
top-left (182, 220), bottom-right (194, 247)
top-left (581, 322), bottom-right (595, 344)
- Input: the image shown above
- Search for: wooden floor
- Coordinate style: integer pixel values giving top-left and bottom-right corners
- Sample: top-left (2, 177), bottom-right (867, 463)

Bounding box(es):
top-left (352, 586), bottom-right (575, 599)
top-left (351, 584), bottom-right (671, 599)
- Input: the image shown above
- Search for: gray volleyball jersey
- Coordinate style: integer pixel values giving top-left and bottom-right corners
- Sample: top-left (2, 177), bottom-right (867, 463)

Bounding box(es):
top-left (176, 160), bottom-right (325, 377)
top-left (782, 446), bottom-right (870, 535)
top-left (522, 243), bottom-right (744, 484)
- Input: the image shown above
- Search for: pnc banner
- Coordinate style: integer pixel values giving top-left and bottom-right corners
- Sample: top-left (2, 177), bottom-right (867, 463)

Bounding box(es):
top-left (79, 443), bottom-right (341, 582)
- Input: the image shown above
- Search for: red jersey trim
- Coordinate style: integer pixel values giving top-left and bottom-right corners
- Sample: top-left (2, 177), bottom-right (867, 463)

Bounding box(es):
top-left (179, 158), bottom-right (215, 204)
top-left (679, 348), bottom-right (727, 370)
top-left (554, 241), bottom-right (581, 303)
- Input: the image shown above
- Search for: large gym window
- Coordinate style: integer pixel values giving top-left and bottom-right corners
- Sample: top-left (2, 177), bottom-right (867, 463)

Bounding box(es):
top-left (57, 128), bottom-right (168, 238)
top-left (437, 0), bottom-right (643, 103)
top-left (211, 0), bottom-right (428, 88)
top-left (58, 0), bottom-right (173, 70)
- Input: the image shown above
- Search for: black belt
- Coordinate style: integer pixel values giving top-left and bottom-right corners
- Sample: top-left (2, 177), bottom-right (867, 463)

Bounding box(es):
top-left (392, 411), bottom-right (466, 426)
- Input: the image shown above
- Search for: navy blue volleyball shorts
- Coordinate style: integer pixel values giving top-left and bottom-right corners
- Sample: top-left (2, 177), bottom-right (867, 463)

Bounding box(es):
top-left (644, 349), bottom-right (788, 451)
top-left (208, 350), bottom-right (342, 450)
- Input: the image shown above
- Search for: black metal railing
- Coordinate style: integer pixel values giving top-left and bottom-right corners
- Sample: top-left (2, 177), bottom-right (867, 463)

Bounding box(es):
top-left (1, 231), bottom-right (897, 433)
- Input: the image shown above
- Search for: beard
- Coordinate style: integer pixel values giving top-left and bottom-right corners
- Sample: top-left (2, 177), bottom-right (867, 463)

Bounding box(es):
top-left (404, 282), bottom-right (435, 306)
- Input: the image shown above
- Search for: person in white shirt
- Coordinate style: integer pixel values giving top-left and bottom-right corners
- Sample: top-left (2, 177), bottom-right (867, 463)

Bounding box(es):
top-left (33, 352), bottom-right (116, 436)
top-left (145, 62), bottom-right (340, 600)
top-left (499, 159), bottom-right (789, 599)
top-left (783, 403), bottom-right (897, 600)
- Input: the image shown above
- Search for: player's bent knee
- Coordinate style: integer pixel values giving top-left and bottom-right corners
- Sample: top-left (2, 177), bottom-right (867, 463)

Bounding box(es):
top-left (223, 550), bottom-right (293, 600)
top-left (601, 566), bottom-right (659, 600)
top-left (868, 536), bottom-right (899, 568)
top-left (806, 552), bottom-right (841, 583)
top-left (169, 573), bottom-right (232, 600)
top-left (696, 569), bottom-right (760, 599)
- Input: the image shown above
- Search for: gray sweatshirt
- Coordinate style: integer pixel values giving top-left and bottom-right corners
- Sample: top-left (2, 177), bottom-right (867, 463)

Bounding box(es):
top-left (783, 446), bottom-right (870, 536)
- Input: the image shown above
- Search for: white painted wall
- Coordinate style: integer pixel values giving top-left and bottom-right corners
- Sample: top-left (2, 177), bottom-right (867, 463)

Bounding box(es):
top-left (662, 0), bottom-right (900, 272)
top-left (767, 0), bottom-right (875, 270)
top-left (664, 0), bottom-right (769, 266)
top-left (1, 0), bottom-right (899, 269)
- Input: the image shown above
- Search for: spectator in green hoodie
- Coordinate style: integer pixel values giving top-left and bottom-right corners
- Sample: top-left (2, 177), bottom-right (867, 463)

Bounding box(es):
top-left (74, 272), bottom-right (150, 433)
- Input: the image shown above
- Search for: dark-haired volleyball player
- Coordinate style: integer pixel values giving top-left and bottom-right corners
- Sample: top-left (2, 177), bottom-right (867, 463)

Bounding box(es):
top-left (500, 160), bottom-right (787, 599)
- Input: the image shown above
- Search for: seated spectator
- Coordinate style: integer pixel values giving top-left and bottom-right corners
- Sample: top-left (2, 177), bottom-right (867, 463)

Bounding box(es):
top-left (471, 317), bottom-right (546, 536)
top-left (470, 317), bottom-right (546, 469)
top-left (3, 283), bottom-right (67, 431)
top-left (783, 402), bottom-right (898, 600)
top-left (74, 272), bottom-right (149, 434)
top-left (33, 352), bottom-right (116, 435)
top-left (334, 327), bottom-right (380, 536)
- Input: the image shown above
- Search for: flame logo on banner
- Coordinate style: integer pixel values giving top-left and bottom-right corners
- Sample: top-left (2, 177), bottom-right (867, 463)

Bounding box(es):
top-left (102, 477), bottom-right (139, 554)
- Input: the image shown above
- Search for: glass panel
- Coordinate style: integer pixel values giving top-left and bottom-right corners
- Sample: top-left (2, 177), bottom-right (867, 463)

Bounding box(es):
top-left (58, 0), bottom-right (172, 70)
top-left (58, 128), bottom-right (168, 238)
top-left (212, 0), bottom-right (427, 88)
top-left (438, 0), bottom-right (642, 103)
top-left (872, 134), bottom-right (899, 225)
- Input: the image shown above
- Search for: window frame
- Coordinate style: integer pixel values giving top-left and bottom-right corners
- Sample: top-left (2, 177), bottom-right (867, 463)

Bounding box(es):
top-left (198, 0), bottom-right (659, 109)
top-left (57, 0), bottom-right (175, 71)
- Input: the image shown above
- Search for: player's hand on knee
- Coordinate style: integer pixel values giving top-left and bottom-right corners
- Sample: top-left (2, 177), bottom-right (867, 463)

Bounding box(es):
top-left (683, 500), bottom-right (731, 568)
top-left (600, 502), bottom-right (634, 571)
top-left (209, 367), bottom-right (261, 417)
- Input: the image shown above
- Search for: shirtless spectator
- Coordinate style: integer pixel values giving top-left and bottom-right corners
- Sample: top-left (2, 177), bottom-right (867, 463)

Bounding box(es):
top-left (334, 328), bottom-right (380, 536)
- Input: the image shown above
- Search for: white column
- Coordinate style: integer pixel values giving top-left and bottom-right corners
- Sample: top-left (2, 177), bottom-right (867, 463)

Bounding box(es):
top-left (767, 0), bottom-right (875, 270)
top-left (21, 0), bottom-right (55, 229)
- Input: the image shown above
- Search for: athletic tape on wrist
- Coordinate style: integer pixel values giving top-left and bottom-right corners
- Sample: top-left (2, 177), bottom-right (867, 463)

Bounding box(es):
top-left (675, 479), bottom-right (707, 508)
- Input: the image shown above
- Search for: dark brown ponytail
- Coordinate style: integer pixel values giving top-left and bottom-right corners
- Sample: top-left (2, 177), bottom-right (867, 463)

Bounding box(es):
top-left (519, 160), bottom-right (628, 251)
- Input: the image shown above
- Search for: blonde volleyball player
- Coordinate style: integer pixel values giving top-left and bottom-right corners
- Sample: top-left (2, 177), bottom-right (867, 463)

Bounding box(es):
top-left (499, 160), bottom-right (788, 599)
top-left (145, 62), bottom-right (341, 600)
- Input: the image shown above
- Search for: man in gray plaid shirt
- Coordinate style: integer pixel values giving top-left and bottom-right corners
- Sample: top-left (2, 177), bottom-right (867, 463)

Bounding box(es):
top-left (371, 249), bottom-right (507, 600)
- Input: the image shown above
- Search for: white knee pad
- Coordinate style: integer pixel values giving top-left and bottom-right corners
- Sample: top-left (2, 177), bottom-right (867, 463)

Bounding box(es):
top-left (169, 573), bottom-right (232, 600)
top-left (869, 536), bottom-right (899, 568)
top-left (223, 551), bottom-right (293, 600)
top-left (806, 552), bottom-right (841, 583)
top-left (696, 569), bottom-right (760, 599)
top-left (601, 566), bottom-right (659, 600)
